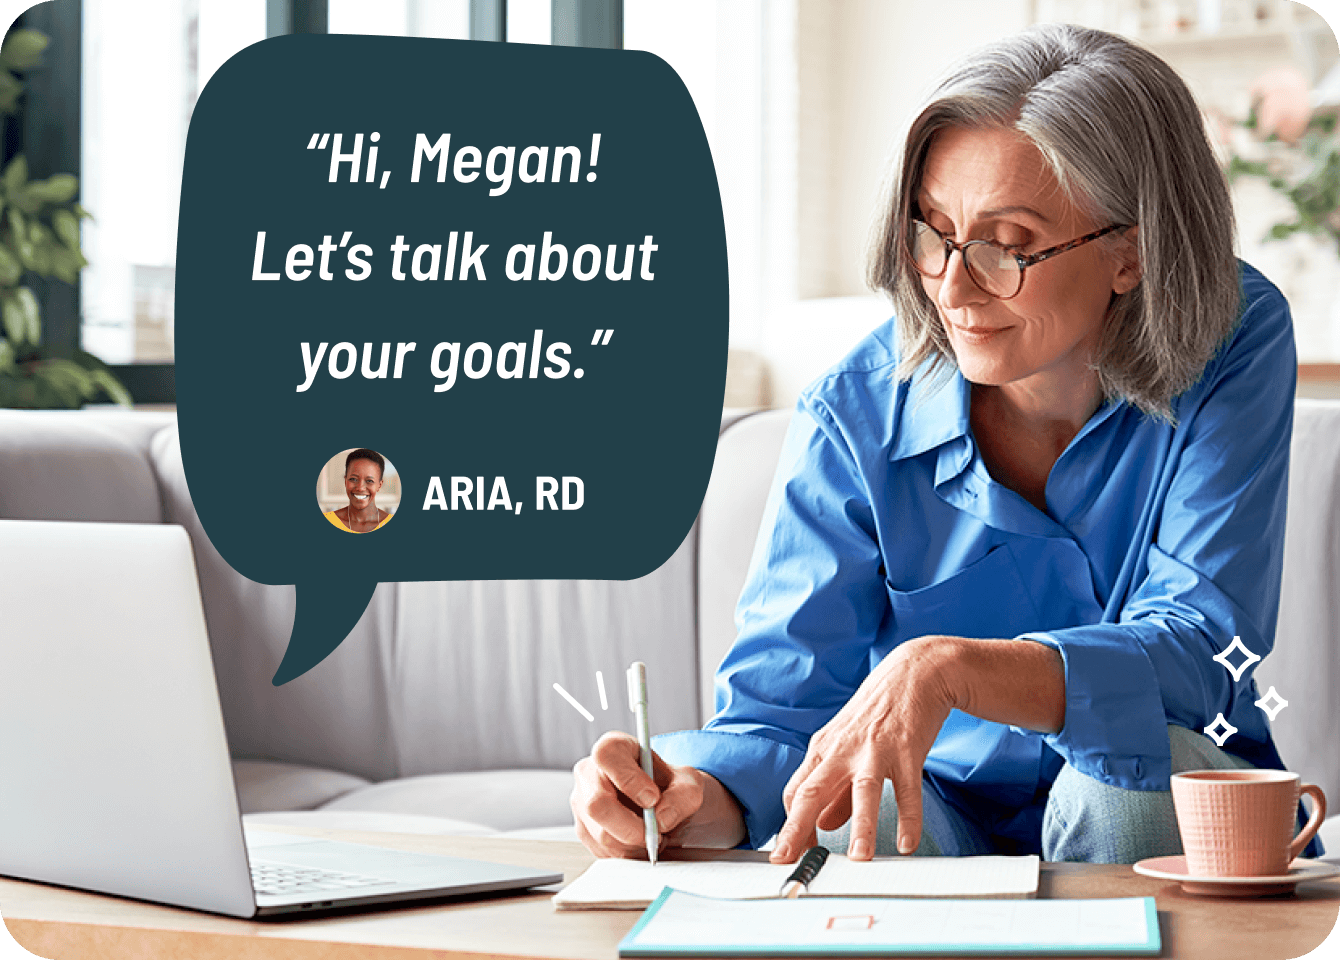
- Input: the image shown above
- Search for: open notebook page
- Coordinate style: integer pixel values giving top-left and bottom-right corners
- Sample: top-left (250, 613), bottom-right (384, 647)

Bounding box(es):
top-left (554, 854), bottom-right (1039, 910)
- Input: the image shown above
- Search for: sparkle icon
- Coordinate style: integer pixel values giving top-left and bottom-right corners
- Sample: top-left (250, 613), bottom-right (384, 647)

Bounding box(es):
top-left (1255, 686), bottom-right (1289, 721)
top-left (1212, 635), bottom-right (1261, 682)
top-left (1204, 712), bottom-right (1238, 747)
top-left (552, 671), bottom-right (617, 723)
top-left (552, 683), bottom-right (594, 722)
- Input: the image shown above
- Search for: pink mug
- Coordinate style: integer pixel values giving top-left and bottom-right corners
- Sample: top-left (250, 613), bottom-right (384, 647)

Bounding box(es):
top-left (1170, 770), bottom-right (1326, 877)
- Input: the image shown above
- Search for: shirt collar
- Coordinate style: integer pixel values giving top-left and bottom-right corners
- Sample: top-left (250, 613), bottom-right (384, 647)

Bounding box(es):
top-left (889, 363), bottom-right (1127, 465)
top-left (889, 364), bottom-right (971, 463)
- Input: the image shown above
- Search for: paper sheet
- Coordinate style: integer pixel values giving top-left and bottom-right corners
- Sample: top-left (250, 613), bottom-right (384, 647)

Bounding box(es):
top-left (554, 854), bottom-right (1039, 909)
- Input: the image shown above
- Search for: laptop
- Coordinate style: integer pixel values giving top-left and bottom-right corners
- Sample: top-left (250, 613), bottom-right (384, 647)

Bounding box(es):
top-left (0, 518), bottom-right (562, 917)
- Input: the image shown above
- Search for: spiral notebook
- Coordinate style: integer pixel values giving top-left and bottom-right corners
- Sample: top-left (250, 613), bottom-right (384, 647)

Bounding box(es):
top-left (554, 855), bottom-right (1039, 910)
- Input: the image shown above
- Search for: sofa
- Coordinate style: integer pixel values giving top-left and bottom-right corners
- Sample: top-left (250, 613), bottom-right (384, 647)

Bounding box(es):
top-left (1, 402), bottom-right (1337, 854)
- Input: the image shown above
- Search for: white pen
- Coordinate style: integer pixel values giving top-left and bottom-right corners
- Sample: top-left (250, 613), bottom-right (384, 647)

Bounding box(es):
top-left (627, 661), bottom-right (659, 865)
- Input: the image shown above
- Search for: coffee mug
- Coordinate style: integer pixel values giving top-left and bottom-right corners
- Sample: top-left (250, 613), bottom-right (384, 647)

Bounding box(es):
top-left (1170, 770), bottom-right (1327, 877)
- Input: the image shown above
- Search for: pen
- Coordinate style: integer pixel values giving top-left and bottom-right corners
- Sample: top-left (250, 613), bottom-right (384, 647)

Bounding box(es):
top-left (780, 846), bottom-right (829, 899)
top-left (627, 661), bottom-right (659, 865)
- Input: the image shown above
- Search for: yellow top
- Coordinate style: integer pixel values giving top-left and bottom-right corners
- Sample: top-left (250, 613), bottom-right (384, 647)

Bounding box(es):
top-left (324, 509), bottom-right (394, 533)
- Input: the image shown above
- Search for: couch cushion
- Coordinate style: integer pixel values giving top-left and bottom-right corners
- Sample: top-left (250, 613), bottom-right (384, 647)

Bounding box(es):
top-left (389, 565), bottom-right (701, 777)
top-left (1256, 399), bottom-right (1340, 809)
top-left (232, 759), bottom-right (371, 813)
top-left (0, 410), bottom-right (172, 522)
top-left (319, 769), bottom-right (575, 832)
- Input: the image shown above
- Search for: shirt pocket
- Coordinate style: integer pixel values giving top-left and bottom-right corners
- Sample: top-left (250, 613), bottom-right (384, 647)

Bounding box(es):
top-left (885, 543), bottom-right (1042, 642)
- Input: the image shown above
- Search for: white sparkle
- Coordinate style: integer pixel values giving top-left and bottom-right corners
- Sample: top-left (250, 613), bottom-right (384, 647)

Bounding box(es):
top-left (1204, 713), bottom-right (1238, 747)
top-left (596, 671), bottom-right (609, 711)
top-left (552, 682), bottom-right (594, 722)
top-left (1212, 635), bottom-right (1262, 682)
top-left (1255, 686), bottom-right (1289, 722)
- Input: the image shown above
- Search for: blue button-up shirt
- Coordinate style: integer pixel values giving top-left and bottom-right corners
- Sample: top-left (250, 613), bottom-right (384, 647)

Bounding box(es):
top-left (657, 262), bottom-right (1301, 852)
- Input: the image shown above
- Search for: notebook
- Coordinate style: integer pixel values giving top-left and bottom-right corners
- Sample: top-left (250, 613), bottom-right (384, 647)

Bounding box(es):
top-left (554, 854), bottom-right (1039, 910)
top-left (617, 889), bottom-right (1161, 957)
top-left (0, 519), bottom-right (562, 918)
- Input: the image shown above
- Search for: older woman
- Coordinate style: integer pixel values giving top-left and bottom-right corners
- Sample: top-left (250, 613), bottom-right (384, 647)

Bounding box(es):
top-left (571, 23), bottom-right (1316, 864)
top-left (324, 448), bottom-right (395, 533)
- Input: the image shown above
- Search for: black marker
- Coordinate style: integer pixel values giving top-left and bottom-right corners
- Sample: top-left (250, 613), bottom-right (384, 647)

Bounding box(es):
top-left (779, 846), bottom-right (830, 899)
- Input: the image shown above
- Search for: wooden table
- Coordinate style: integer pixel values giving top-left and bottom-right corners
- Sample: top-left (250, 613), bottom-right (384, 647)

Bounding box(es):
top-left (3, 828), bottom-right (1337, 959)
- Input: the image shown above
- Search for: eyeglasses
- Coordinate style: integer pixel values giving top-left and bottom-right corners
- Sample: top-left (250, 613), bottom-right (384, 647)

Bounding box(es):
top-left (907, 220), bottom-right (1130, 300)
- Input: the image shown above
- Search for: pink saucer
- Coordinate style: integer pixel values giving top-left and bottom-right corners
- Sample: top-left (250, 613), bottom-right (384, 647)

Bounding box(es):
top-left (1132, 855), bottom-right (1338, 897)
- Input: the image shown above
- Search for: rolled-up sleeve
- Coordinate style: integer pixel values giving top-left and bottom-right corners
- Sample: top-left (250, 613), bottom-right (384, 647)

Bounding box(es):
top-left (654, 397), bottom-right (890, 848)
top-left (1023, 277), bottom-right (1296, 789)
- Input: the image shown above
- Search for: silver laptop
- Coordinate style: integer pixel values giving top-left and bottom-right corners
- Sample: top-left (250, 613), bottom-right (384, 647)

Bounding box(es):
top-left (0, 518), bottom-right (561, 917)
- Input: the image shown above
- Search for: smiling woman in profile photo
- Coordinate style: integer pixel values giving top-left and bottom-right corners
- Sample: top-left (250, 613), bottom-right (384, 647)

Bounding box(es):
top-left (324, 448), bottom-right (395, 533)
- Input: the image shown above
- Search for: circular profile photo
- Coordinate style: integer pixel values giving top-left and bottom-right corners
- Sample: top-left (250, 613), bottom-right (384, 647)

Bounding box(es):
top-left (316, 448), bottom-right (401, 533)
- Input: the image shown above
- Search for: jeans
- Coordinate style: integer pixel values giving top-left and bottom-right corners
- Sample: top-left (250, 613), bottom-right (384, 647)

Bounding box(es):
top-left (817, 724), bottom-right (1253, 863)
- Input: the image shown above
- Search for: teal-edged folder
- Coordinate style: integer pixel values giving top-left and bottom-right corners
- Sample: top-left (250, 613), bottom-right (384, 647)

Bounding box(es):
top-left (618, 889), bottom-right (1161, 957)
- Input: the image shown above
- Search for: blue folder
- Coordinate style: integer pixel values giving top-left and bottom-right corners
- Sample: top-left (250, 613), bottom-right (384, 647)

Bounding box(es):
top-left (618, 888), bottom-right (1161, 957)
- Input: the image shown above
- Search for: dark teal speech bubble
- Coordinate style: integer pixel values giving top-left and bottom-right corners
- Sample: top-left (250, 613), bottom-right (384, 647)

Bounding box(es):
top-left (175, 35), bottom-right (727, 685)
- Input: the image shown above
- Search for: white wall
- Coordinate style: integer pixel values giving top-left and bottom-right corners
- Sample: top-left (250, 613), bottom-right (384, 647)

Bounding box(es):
top-left (764, 0), bottom-right (1031, 408)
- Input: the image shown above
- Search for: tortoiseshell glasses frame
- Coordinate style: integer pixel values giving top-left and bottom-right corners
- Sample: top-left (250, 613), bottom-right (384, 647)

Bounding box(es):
top-left (908, 220), bottom-right (1130, 300)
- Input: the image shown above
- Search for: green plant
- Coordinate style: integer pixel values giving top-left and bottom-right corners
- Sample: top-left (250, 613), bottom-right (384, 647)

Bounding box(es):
top-left (0, 27), bottom-right (130, 408)
top-left (1227, 108), bottom-right (1340, 255)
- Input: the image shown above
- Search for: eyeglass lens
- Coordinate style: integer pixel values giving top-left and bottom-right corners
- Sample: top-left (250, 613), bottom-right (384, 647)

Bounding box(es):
top-left (909, 221), bottom-right (1020, 298)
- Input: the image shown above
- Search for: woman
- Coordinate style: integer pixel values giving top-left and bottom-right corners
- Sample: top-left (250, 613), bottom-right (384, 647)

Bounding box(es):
top-left (571, 23), bottom-right (1319, 865)
top-left (324, 448), bottom-right (394, 533)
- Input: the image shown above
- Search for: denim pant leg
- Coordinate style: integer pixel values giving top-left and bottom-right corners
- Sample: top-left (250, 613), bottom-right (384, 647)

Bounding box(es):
top-left (818, 776), bottom-right (996, 857)
top-left (1042, 724), bottom-right (1255, 863)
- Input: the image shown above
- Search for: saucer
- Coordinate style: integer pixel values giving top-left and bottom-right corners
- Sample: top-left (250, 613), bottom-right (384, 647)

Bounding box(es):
top-left (1132, 855), bottom-right (1339, 897)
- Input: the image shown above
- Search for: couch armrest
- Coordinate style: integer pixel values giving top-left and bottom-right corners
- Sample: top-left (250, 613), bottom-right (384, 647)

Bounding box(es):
top-left (697, 409), bottom-right (793, 725)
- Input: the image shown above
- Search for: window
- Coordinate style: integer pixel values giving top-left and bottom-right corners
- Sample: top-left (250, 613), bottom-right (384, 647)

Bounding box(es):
top-left (80, 0), bottom-right (267, 364)
top-left (72, 0), bottom-right (558, 400)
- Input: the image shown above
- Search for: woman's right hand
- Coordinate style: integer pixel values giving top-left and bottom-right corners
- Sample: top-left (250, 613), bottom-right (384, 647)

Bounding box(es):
top-left (571, 731), bottom-right (746, 858)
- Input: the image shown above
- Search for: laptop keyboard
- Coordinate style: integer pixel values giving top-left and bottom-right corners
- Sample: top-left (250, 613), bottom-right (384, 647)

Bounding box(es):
top-left (250, 859), bottom-right (396, 897)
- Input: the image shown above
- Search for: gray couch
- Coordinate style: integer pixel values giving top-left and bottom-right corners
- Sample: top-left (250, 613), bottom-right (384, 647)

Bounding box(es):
top-left (1, 403), bottom-right (1336, 852)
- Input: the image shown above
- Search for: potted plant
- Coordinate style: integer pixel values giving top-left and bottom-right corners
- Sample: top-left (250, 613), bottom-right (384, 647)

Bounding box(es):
top-left (0, 26), bottom-right (129, 408)
top-left (1225, 66), bottom-right (1340, 254)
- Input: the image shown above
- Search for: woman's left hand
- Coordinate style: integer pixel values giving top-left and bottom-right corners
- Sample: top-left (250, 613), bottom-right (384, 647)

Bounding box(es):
top-left (771, 636), bottom-right (960, 863)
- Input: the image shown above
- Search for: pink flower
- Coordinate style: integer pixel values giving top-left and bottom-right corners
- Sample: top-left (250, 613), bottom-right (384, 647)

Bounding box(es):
top-left (1250, 66), bottom-right (1312, 145)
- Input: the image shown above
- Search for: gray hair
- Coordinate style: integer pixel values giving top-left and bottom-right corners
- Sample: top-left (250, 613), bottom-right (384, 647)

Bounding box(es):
top-left (868, 23), bottom-right (1240, 420)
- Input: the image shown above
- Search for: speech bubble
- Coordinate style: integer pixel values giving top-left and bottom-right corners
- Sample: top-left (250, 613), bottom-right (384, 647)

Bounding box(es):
top-left (175, 35), bottom-right (727, 685)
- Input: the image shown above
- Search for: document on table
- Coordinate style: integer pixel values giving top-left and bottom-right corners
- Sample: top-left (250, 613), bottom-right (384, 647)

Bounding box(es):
top-left (617, 890), bottom-right (1161, 957)
top-left (553, 854), bottom-right (1039, 910)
